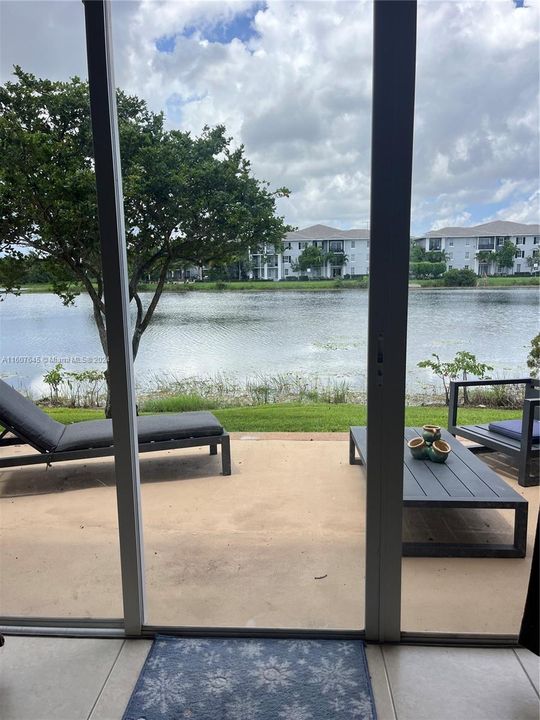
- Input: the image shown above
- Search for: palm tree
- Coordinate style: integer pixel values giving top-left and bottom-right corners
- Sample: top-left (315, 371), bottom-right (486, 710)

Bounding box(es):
top-left (476, 250), bottom-right (494, 276)
top-left (325, 251), bottom-right (349, 272)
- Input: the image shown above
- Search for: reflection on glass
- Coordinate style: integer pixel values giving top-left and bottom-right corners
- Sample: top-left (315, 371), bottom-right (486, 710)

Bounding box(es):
top-left (0, 1), bottom-right (122, 619)
top-left (402, 0), bottom-right (539, 635)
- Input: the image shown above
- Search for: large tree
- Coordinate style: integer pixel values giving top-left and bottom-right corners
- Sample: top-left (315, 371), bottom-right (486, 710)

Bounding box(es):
top-left (0, 68), bottom-right (291, 414)
top-left (293, 245), bottom-right (326, 275)
top-left (495, 239), bottom-right (517, 274)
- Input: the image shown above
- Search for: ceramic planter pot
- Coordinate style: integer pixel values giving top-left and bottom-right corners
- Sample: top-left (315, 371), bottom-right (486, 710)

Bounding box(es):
top-left (407, 436), bottom-right (428, 460)
top-left (422, 425), bottom-right (442, 443)
top-left (428, 439), bottom-right (452, 463)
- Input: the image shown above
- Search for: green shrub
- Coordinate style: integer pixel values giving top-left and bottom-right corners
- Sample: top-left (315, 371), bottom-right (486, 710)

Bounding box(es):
top-left (140, 394), bottom-right (217, 413)
top-left (527, 333), bottom-right (540, 378)
top-left (467, 384), bottom-right (524, 409)
top-left (410, 261), bottom-right (446, 279)
top-left (443, 268), bottom-right (477, 287)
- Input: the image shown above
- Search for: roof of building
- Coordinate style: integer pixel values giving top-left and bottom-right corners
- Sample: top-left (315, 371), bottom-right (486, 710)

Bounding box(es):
top-left (286, 224), bottom-right (370, 240)
top-left (424, 220), bottom-right (540, 238)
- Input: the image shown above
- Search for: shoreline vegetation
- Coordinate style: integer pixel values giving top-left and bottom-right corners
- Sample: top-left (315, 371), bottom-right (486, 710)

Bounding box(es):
top-left (14, 275), bottom-right (540, 294)
top-left (25, 371), bottom-right (525, 432)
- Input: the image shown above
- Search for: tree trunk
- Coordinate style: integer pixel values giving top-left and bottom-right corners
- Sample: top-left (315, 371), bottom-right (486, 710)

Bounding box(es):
top-left (89, 257), bottom-right (171, 419)
top-left (104, 368), bottom-right (112, 418)
top-left (89, 301), bottom-right (113, 418)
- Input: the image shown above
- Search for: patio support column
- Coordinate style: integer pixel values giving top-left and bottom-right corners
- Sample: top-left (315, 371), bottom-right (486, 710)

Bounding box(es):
top-left (365, 0), bottom-right (417, 642)
top-left (83, 0), bottom-right (145, 635)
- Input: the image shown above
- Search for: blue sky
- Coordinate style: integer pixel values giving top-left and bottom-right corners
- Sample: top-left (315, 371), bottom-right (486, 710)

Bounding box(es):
top-left (1, 0), bottom-right (538, 234)
top-left (155, 3), bottom-right (265, 54)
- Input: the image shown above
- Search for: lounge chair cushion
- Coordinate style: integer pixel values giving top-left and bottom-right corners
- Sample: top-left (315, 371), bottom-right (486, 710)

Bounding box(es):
top-left (488, 419), bottom-right (540, 443)
top-left (55, 411), bottom-right (224, 452)
top-left (0, 379), bottom-right (65, 452)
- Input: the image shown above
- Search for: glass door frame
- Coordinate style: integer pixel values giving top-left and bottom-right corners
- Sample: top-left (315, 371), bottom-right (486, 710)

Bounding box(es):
top-left (4, 0), bottom-right (512, 645)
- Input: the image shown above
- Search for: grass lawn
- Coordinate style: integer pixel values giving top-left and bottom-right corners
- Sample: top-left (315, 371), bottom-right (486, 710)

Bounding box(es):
top-left (44, 403), bottom-right (522, 433)
top-left (412, 277), bottom-right (539, 288)
top-left (21, 276), bottom-right (539, 294)
top-left (141, 279), bottom-right (367, 292)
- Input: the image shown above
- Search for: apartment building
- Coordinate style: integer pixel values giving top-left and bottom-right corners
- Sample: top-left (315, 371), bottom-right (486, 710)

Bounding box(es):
top-left (171, 220), bottom-right (539, 282)
top-left (415, 220), bottom-right (540, 275)
top-left (250, 224), bottom-right (370, 280)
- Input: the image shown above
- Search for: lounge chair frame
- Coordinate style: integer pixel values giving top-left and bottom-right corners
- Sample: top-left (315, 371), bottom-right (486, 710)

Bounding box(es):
top-left (0, 422), bottom-right (231, 475)
top-left (448, 378), bottom-right (539, 487)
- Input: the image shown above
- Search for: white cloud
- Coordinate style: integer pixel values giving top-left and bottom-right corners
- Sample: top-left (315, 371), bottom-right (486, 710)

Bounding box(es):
top-left (0, 0), bottom-right (538, 234)
top-left (491, 188), bottom-right (540, 224)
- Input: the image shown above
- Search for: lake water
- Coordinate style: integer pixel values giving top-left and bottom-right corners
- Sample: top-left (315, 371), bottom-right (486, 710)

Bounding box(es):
top-left (0, 287), bottom-right (538, 397)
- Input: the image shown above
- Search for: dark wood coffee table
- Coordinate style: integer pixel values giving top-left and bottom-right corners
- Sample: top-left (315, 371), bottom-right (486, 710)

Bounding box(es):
top-left (349, 426), bottom-right (528, 558)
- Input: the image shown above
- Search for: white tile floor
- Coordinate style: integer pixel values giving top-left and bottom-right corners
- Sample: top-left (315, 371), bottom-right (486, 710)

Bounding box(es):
top-left (0, 636), bottom-right (538, 720)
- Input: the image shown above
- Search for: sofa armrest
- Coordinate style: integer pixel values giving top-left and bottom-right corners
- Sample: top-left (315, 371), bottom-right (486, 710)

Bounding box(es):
top-left (448, 379), bottom-right (536, 433)
top-left (522, 398), bottom-right (540, 451)
top-left (449, 378), bottom-right (533, 389)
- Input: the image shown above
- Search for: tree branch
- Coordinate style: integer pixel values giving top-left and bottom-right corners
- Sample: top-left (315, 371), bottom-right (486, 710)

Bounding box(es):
top-left (131, 256), bottom-right (171, 359)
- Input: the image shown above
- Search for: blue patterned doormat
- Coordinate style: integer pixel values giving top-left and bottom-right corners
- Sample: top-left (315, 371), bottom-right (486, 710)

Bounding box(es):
top-left (123, 636), bottom-right (377, 720)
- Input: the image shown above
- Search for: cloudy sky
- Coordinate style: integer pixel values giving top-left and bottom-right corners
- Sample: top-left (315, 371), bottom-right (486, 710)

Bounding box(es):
top-left (1, 0), bottom-right (538, 235)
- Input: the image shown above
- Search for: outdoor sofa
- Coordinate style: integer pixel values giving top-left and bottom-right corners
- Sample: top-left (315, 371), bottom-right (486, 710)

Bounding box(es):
top-left (448, 378), bottom-right (539, 487)
top-left (0, 379), bottom-right (231, 475)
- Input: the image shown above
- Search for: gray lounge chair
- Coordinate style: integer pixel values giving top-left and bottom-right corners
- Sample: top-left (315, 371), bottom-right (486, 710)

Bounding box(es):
top-left (0, 379), bottom-right (231, 475)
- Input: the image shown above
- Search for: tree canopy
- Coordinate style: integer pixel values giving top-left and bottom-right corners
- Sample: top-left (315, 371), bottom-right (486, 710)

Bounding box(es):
top-left (0, 68), bottom-right (292, 411)
top-left (495, 239), bottom-right (516, 271)
top-left (294, 245), bottom-right (326, 272)
top-left (292, 245), bottom-right (349, 275)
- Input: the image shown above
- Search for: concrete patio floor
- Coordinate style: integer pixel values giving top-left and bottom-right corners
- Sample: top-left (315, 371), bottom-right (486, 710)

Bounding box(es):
top-left (0, 433), bottom-right (538, 633)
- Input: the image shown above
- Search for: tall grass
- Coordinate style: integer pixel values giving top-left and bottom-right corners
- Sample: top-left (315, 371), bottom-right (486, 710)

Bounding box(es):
top-left (466, 383), bottom-right (525, 409)
top-left (139, 371), bottom-right (359, 411)
top-left (140, 394), bottom-right (219, 413)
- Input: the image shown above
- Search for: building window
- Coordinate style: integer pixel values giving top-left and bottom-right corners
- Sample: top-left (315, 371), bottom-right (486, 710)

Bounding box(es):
top-left (448, 265), bottom-right (453, 270)
top-left (464, 264), bottom-right (469, 269)
top-left (465, 251), bottom-right (470, 259)
top-left (283, 255), bottom-right (291, 263)
top-left (516, 264), bottom-right (521, 273)
top-left (351, 254), bottom-right (355, 261)
top-left (534, 237), bottom-right (539, 245)
top-left (350, 266), bottom-right (355, 274)
top-left (284, 242), bottom-right (292, 250)
top-left (478, 237), bottom-right (495, 250)
top-left (298, 242), bottom-right (307, 250)
top-left (351, 241), bottom-right (356, 248)
top-left (329, 240), bottom-right (344, 252)
top-left (284, 268), bottom-right (289, 276)
top-left (449, 240), bottom-right (454, 247)
top-left (465, 239), bottom-right (469, 246)
top-left (448, 252), bottom-right (453, 260)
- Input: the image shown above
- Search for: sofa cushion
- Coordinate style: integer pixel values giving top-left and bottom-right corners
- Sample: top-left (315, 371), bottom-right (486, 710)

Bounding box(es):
top-left (0, 379), bottom-right (65, 452)
top-left (488, 419), bottom-right (540, 443)
top-left (56, 411), bottom-right (224, 452)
